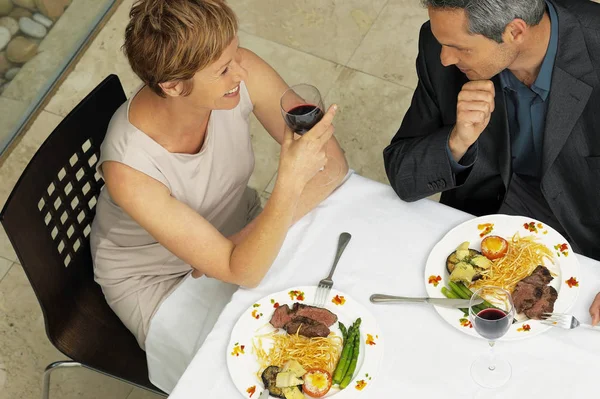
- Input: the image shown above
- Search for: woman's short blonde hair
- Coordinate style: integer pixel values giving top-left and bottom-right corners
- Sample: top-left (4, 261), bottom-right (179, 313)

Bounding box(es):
top-left (124, 0), bottom-right (238, 97)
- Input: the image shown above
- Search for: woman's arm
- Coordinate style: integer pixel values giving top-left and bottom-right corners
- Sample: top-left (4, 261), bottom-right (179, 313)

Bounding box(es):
top-left (102, 111), bottom-right (335, 288)
top-left (239, 48), bottom-right (349, 223)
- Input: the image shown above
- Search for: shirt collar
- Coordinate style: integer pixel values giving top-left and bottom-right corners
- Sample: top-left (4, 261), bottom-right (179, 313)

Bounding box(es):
top-left (500, 0), bottom-right (559, 100)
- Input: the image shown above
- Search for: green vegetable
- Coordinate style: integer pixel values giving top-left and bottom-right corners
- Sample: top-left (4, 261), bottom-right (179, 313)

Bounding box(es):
top-left (456, 282), bottom-right (497, 310)
top-left (441, 286), bottom-right (468, 316)
top-left (339, 333), bottom-right (360, 389)
top-left (448, 281), bottom-right (470, 300)
top-left (338, 322), bottom-right (348, 342)
top-left (441, 286), bottom-right (460, 299)
top-left (455, 282), bottom-right (476, 300)
top-left (332, 318), bottom-right (361, 384)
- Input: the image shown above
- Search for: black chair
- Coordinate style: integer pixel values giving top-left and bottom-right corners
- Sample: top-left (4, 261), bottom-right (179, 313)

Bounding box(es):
top-left (0, 75), bottom-right (167, 398)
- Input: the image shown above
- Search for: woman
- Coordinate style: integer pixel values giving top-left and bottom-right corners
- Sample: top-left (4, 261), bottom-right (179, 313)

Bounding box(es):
top-left (90, 0), bottom-right (348, 392)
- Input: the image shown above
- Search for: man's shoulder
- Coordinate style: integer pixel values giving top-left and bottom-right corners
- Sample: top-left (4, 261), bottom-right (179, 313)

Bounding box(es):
top-left (418, 21), bottom-right (440, 49)
top-left (553, 0), bottom-right (600, 31)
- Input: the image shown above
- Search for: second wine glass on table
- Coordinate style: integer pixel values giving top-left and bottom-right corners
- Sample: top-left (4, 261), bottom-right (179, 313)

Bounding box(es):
top-left (469, 286), bottom-right (515, 389)
top-left (280, 84), bottom-right (341, 186)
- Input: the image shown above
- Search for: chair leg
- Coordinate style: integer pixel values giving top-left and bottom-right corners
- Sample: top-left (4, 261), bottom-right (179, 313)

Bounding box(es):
top-left (42, 361), bottom-right (83, 399)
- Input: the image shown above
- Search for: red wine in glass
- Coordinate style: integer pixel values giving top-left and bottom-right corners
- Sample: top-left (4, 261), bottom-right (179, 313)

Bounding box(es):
top-left (472, 308), bottom-right (511, 340)
top-left (283, 104), bottom-right (324, 135)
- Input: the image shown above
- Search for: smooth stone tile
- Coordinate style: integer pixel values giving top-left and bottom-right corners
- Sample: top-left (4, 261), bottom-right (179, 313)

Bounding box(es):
top-left (239, 31), bottom-right (344, 193)
top-left (229, 0), bottom-right (387, 65)
top-left (3, 0), bottom-right (115, 105)
top-left (0, 256), bottom-right (11, 282)
top-left (0, 264), bottom-right (132, 399)
top-left (126, 387), bottom-right (164, 399)
top-left (44, 0), bottom-right (140, 117)
top-left (0, 110), bottom-right (63, 263)
top-left (0, 97), bottom-right (27, 153)
top-left (324, 68), bottom-right (414, 185)
top-left (347, 0), bottom-right (428, 89)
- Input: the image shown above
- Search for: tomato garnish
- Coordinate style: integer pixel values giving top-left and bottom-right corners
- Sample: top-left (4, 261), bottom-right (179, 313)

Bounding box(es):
top-left (303, 369), bottom-right (332, 398)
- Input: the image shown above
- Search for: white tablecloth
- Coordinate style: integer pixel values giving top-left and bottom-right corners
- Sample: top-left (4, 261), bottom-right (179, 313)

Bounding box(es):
top-left (169, 174), bottom-right (600, 398)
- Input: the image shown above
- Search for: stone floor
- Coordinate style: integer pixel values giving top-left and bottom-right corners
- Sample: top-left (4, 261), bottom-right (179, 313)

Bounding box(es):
top-left (1, 0), bottom-right (597, 398)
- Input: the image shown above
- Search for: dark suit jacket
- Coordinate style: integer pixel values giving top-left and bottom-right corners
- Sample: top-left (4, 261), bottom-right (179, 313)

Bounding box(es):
top-left (383, 0), bottom-right (600, 260)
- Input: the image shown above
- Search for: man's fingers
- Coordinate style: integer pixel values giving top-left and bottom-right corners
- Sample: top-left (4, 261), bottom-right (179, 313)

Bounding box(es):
top-left (458, 110), bottom-right (487, 125)
top-left (462, 80), bottom-right (495, 95)
top-left (458, 91), bottom-right (496, 111)
top-left (458, 100), bottom-right (492, 114)
top-left (304, 104), bottom-right (337, 139)
top-left (590, 293), bottom-right (600, 326)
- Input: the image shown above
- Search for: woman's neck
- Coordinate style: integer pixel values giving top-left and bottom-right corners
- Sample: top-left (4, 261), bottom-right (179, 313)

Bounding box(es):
top-left (131, 87), bottom-right (212, 154)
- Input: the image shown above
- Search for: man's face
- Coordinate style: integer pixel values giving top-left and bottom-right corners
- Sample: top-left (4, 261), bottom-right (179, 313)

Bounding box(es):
top-left (428, 7), bottom-right (518, 80)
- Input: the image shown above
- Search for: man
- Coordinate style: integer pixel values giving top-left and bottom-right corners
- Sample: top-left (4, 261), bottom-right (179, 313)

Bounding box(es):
top-left (383, 0), bottom-right (600, 260)
top-left (591, 293), bottom-right (600, 326)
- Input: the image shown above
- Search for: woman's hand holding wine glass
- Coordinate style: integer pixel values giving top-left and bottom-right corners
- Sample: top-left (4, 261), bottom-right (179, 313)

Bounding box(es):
top-left (277, 104), bottom-right (337, 192)
top-left (280, 84), bottom-right (342, 187)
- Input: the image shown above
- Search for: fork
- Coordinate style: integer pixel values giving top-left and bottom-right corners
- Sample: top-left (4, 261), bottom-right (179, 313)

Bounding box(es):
top-left (313, 232), bottom-right (352, 308)
top-left (541, 313), bottom-right (600, 331)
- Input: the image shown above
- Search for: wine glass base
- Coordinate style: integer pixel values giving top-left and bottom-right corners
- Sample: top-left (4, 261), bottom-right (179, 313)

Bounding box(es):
top-left (470, 355), bottom-right (511, 389)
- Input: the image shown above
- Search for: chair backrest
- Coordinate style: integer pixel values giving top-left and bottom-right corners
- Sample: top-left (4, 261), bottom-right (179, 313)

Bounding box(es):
top-left (0, 75), bottom-right (161, 393)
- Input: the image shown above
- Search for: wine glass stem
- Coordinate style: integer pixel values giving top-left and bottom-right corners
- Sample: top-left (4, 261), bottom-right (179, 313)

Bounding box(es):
top-left (488, 341), bottom-right (496, 371)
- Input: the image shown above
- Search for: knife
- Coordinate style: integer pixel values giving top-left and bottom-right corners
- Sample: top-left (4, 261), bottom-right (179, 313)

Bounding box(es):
top-left (370, 294), bottom-right (483, 308)
top-left (258, 389), bottom-right (270, 399)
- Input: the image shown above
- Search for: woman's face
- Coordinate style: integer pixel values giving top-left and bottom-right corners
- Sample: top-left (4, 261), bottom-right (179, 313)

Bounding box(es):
top-left (165, 36), bottom-right (247, 110)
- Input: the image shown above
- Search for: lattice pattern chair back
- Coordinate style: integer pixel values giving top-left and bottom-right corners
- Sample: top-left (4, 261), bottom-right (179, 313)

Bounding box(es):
top-left (40, 137), bottom-right (103, 269)
top-left (0, 75), bottom-right (165, 396)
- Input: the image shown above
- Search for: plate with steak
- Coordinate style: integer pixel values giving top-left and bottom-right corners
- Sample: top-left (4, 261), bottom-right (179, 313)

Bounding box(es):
top-left (226, 286), bottom-right (383, 398)
top-left (425, 215), bottom-right (580, 340)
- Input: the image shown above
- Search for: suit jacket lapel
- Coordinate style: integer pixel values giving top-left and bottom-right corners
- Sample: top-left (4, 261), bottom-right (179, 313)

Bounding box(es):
top-left (542, 1), bottom-right (596, 177)
top-left (541, 68), bottom-right (592, 176)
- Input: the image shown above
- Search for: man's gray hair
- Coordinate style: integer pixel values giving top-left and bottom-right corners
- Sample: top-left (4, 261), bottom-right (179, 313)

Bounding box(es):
top-left (422, 0), bottom-right (546, 43)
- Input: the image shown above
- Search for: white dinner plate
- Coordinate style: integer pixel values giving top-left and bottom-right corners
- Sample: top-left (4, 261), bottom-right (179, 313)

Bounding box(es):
top-left (424, 214), bottom-right (580, 340)
top-left (226, 286), bottom-right (383, 398)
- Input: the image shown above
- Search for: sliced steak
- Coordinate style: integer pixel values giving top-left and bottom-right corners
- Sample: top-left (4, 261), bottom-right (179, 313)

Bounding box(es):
top-left (512, 281), bottom-right (543, 314)
top-left (284, 316), bottom-right (330, 338)
top-left (270, 304), bottom-right (293, 329)
top-left (292, 303), bottom-right (338, 327)
top-left (523, 285), bottom-right (558, 320)
top-left (521, 265), bottom-right (553, 286)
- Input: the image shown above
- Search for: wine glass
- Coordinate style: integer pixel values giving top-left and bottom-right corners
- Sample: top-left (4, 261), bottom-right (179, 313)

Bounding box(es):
top-left (469, 286), bottom-right (515, 389)
top-left (280, 84), bottom-right (341, 186)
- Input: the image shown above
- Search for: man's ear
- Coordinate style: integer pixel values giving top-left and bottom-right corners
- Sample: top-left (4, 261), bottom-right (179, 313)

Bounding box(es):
top-left (503, 18), bottom-right (528, 45)
top-left (158, 80), bottom-right (185, 97)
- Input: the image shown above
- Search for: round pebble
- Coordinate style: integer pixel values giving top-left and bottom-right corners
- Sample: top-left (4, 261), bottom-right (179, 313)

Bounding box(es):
top-left (19, 17), bottom-right (46, 38)
top-left (0, 0), bottom-right (13, 17)
top-left (32, 12), bottom-right (52, 28)
top-left (35, 0), bottom-right (64, 20)
top-left (0, 51), bottom-right (12, 75)
top-left (0, 26), bottom-right (10, 51)
top-left (8, 8), bottom-right (32, 19)
top-left (12, 0), bottom-right (37, 12)
top-left (6, 36), bottom-right (37, 63)
top-left (5, 66), bottom-right (20, 80)
top-left (0, 17), bottom-right (18, 35)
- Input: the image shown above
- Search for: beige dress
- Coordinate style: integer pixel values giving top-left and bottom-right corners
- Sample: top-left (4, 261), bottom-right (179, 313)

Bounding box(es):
top-left (90, 82), bottom-right (258, 349)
